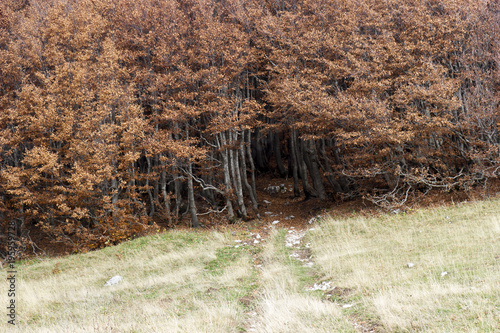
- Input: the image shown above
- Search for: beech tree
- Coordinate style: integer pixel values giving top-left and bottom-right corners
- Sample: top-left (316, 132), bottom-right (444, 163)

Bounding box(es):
top-left (0, 0), bottom-right (498, 256)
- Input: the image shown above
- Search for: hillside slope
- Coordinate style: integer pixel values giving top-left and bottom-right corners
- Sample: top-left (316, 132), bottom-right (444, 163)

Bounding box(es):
top-left (2, 199), bottom-right (499, 332)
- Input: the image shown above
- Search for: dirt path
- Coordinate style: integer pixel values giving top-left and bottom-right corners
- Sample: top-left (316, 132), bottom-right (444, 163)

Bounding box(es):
top-left (236, 215), bottom-right (380, 333)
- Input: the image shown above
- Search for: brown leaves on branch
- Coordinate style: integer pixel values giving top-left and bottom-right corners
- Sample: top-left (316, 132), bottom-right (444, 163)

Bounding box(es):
top-left (0, 0), bottom-right (498, 256)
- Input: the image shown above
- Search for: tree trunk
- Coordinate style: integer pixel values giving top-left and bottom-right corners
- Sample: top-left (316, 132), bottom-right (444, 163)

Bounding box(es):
top-left (219, 134), bottom-right (235, 220)
top-left (289, 130), bottom-right (301, 197)
top-left (245, 130), bottom-right (258, 202)
top-left (274, 131), bottom-right (287, 177)
top-left (232, 146), bottom-right (247, 218)
top-left (146, 156), bottom-right (155, 221)
top-left (291, 129), bottom-right (317, 199)
top-left (187, 161), bottom-right (199, 228)
top-left (160, 165), bottom-right (172, 224)
top-left (253, 128), bottom-right (267, 170)
top-left (240, 141), bottom-right (258, 210)
top-left (319, 139), bottom-right (343, 194)
top-left (303, 140), bottom-right (326, 199)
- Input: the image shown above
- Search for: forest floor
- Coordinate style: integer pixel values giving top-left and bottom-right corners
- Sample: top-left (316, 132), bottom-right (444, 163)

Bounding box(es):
top-left (2, 193), bottom-right (499, 332)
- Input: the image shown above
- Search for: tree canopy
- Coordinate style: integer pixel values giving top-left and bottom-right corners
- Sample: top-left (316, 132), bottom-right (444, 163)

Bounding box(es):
top-left (1, 0), bottom-right (499, 256)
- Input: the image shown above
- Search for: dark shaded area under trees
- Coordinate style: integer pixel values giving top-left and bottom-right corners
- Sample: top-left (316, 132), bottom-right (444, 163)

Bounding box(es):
top-left (1, 0), bottom-right (499, 256)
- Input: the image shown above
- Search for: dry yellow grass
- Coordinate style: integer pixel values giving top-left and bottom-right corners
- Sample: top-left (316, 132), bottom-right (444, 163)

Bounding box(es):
top-left (308, 199), bottom-right (500, 332)
top-left (1, 230), bottom-right (254, 332)
top-left (250, 229), bottom-right (356, 332)
top-left (1, 199), bottom-right (499, 332)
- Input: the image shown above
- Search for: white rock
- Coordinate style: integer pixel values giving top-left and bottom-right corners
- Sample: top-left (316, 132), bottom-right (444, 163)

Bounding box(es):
top-left (104, 275), bottom-right (123, 286)
top-left (235, 240), bottom-right (242, 243)
top-left (407, 263), bottom-right (415, 268)
top-left (441, 271), bottom-right (448, 277)
top-left (253, 240), bottom-right (259, 244)
top-left (342, 304), bottom-right (353, 308)
top-left (306, 281), bottom-right (331, 291)
top-left (272, 220), bottom-right (279, 225)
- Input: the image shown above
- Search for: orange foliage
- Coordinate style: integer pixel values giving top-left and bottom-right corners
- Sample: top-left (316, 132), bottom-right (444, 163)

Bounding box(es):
top-left (0, 0), bottom-right (498, 256)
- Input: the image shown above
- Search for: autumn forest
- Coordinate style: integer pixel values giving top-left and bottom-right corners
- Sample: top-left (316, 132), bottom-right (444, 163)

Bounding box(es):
top-left (1, 0), bottom-right (499, 255)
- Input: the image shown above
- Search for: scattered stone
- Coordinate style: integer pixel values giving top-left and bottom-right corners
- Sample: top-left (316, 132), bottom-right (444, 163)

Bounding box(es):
top-left (235, 240), bottom-right (242, 243)
top-left (253, 240), bottom-right (259, 244)
top-left (441, 271), bottom-right (448, 277)
top-left (285, 229), bottom-right (306, 247)
top-left (264, 211), bottom-right (273, 215)
top-left (308, 215), bottom-right (324, 224)
top-left (407, 263), bottom-right (415, 268)
top-left (265, 184), bottom-right (286, 194)
top-left (104, 275), bottom-right (123, 286)
top-left (306, 281), bottom-right (332, 291)
top-left (342, 304), bottom-right (353, 308)
top-left (272, 220), bottom-right (280, 225)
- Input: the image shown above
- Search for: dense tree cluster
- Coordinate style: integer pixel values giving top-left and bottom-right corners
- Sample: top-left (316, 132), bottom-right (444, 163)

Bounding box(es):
top-left (1, 0), bottom-right (499, 255)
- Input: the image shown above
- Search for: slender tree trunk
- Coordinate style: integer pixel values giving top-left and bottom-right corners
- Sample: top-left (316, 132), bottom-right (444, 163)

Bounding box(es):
top-left (292, 129), bottom-right (317, 198)
top-left (219, 134), bottom-right (235, 220)
top-left (245, 130), bottom-right (258, 202)
top-left (240, 141), bottom-right (258, 210)
top-left (146, 156), bottom-right (155, 220)
top-left (233, 146), bottom-right (247, 218)
top-left (187, 161), bottom-right (199, 228)
top-left (274, 131), bottom-right (287, 177)
top-left (289, 129), bottom-right (301, 197)
top-left (227, 131), bottom-right (245, 215)
top-left (160, 162), bottom-right (172, 223)
top-left (173, 127), bottom-right (182, 218)
top-left (319, 139), bottom-right (343, 194)
top-left (253, 128), bottom-right (267, 170)
top-left (303, 140), bottom-right (326, 199)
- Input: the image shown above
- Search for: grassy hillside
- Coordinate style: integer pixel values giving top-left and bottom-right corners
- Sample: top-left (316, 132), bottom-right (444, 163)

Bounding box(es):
top-left (2, 199), bottom-right (499, 332)
top-left (308, 200), bottom-right (500, 332)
